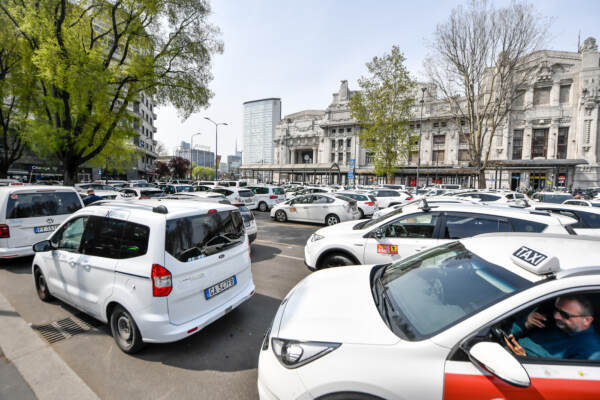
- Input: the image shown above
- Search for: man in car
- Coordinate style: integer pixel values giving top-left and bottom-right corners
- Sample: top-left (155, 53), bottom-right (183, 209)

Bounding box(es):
top-left (83, 189), bottom-right (102, 206)
top-left (505, 295), bottom-right (600, 360)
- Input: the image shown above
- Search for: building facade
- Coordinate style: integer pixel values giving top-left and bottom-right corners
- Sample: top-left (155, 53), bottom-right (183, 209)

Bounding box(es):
top-left (241, 39), bottom-right (600, 189)
top-left (176, 141), bottom-right (215, 168)
top-left (242, 98), bottom-right (281, 165)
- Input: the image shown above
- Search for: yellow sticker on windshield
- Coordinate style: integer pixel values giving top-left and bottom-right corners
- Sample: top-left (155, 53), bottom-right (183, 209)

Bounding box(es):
top-left (377, 244), bottom-right (398, 255)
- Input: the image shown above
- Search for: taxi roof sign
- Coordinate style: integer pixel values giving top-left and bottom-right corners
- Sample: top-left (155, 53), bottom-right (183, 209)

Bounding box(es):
top-left (511, 246), bottom-right (560, 275)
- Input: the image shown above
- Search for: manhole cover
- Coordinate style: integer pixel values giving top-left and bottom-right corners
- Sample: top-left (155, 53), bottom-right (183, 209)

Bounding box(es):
top-left (31, 313), bottom-right (103, 344)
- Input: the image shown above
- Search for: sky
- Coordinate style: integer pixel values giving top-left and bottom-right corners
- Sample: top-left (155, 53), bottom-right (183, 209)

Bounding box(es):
top-left (154, 0), bottom-right (600, 160)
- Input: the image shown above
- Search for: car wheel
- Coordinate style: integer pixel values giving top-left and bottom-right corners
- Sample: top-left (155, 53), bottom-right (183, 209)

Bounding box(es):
top-left (258, 202), bottom-right (268, 212)
top-left (109, 305), bottom-right (145, 354)
top-left (275, 210), bottom-right (287, 222)
top-left (358, 208), bottom-right (365, 219)
top-left (34, 267), bottom-right (54, 302)
top-left (325, 214), bottom-right (340, 226)
top-left (319, 253), bottom-right (354, 269)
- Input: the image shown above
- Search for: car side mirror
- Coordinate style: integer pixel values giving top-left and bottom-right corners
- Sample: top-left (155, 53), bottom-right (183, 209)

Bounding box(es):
top-left (467, 342), bottom-right (530, 388)
top-left (373, 228), bottom-right (383, 239)
top-left (33, 240), bottom-right (55, 253)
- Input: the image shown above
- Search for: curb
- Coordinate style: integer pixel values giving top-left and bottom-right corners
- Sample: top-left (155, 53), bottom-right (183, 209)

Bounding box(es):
top-left (0, 291), bottom-right (99, 400)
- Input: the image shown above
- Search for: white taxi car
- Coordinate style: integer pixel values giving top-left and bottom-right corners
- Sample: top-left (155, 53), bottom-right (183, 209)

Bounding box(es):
top-left (259, 233), bottom-right (600, 400)
top-left (31, 200), bottom-right (255, 353)
top-left (304, 202), bottom-right (576, 270)
top-left (336, 191), bottom-right (378, 218)
top-left (247, 185), bottom-right (286, 212)
top-left (270, 193), bottom-right (360, 226)
top-left (211, 187), bottom-right (258, 210)
top-left (532, 203), bottom-right (600, 237)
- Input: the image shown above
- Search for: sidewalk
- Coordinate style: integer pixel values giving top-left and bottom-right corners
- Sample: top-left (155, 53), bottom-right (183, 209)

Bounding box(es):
top-left (0, 291), bottom-right (99, 400)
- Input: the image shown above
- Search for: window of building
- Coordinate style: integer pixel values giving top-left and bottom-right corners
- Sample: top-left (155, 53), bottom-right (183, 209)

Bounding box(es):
top-left (458, 149), bottom-right (470, 161)
top-left (441, 121), bottom-right (447, 128)
top-left (346, 128), bottom-right (352, 132)
top-left (557, 127), bottom-right (568, 159)
top-left (330, 153), bottom-right (335, 162)
top-left (416, 123), bottom-right (420, 129)
top-left (585, 120), bottom-right (592, 144)
top-left (531, 128), bottom-right (548, 158)
top-left (533, 87), bottom-right (551, 106)
top-left (410, 152), bottom-right (418, 163)
top-left (459, 133), bottom-right (469, 145)
top-left (433, 135), bottom-right (445, 145)
top-left (338, 152), bottom-right (343, 162)
top-left (512, 129), bottom-right (523, 160)
top-left (346, 138), bottom-right (352, 148)
top-left (366, 152), bottom-right (375, 164)
top-left (432, 150), bottom-right (445, 163)
top-left (338, 139), bottom-right (343, 148)
top-left (513, 90), bottom-right (525, 107)
top-left (346, 152), bottom-right (351, 164)
top-left (331, 140), bottom-right (335, 149)
top-left (409, 124), bottom-right (415, 129)
top-left (433, 122), bottom-right (439, 128)
top-left (331, 129), bottom-right (336, 133)
top-left (460, 120), bottom-right (466, 126)
top-left (559, 85), bottom-right (571, 104)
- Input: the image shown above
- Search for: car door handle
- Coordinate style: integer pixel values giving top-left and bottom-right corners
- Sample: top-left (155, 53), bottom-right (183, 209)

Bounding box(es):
top-left (80, 264), bottom-right (91, 271)
top-left (414, 247), bottom-right (427, 252)
top-left (68, 260), bottom-right (78, 267)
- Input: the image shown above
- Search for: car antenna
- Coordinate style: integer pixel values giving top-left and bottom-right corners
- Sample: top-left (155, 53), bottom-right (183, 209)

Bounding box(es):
top-left (421, 198), bottom-right (431, 212)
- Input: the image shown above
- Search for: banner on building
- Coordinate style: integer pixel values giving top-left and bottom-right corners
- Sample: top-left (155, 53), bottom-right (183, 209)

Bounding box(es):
top-left (216, 155), bottom-right (221, 170)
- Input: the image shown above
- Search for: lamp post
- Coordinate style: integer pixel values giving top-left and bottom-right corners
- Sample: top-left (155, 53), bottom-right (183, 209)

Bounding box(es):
top-left (204, 117), bottom-right (227, 180)
top-left (190, 132), bottom-right (202, 179)
top-left (416, 87), bottom-right (427, 190)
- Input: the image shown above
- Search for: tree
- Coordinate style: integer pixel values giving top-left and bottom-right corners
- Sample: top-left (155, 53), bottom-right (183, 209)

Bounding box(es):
top-left (349, 46), bottom-right (415, 183)
top-left (192, 165), bottom-right (213, 180)
top-left (155, 141), bottom-right (168, 156)
top-left (425, 0), bottom-right (548, 188)
top-left (0, 0), bottom-right (223, 185)
top-left (169, 156), bottom-right (189, 179)
top-left (0, 13), bottom-right (34, 178)
top-left (155, 160), bottom-right (170, 178)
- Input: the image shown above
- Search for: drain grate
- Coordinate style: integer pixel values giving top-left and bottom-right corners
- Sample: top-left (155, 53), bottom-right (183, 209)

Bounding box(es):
top-left (31, 313), bottom-right (103, 344)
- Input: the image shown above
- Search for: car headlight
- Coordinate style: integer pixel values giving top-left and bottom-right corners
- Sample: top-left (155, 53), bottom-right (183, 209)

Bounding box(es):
top-left (310, 233), bottom-right (324, 242)
top-left (271, 338), bottom-right (340, 368)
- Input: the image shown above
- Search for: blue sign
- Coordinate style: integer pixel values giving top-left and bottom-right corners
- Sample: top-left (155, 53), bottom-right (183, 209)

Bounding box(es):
top-left (349, 159), bottom-right (355, 168)
top-left (348, 171), bottom-right (354, 179)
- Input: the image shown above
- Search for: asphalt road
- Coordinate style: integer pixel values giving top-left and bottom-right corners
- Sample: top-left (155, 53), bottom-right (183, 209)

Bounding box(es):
top-left (0, 211), bottom-right (320, 400)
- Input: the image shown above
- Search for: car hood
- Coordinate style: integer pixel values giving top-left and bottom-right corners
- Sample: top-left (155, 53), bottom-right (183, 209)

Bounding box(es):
top-left (315, 220), bottom-right (364, 236)
top-left (274, 265), bottom-right (400, 345)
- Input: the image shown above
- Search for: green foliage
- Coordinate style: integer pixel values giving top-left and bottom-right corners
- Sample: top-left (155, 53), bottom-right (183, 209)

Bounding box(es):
top-left (349, 46), bottom-right (415, 182)
top-left (0, 0), bottom-right (222, 184)
top-left (192, 165), bottom-right (213, 180)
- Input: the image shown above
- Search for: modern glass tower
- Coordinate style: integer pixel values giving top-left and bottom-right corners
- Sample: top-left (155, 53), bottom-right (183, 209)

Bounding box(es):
top-left (242, 98), bottom-right (281, 165)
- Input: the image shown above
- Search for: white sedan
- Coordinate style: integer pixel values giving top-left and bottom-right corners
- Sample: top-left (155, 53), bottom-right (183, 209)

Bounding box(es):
top-left (270, 194), bottom-right (361, 226)
top-left (304, 202), bottom-right (576, 270)
top-left (259, 233), bottom-right (600, 400)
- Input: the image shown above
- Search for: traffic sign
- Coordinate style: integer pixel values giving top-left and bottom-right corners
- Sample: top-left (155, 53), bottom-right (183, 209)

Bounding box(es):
top-left (347, 171), bottom-right (354, 179)
top-left (349, 159), bottom-right (355, 168)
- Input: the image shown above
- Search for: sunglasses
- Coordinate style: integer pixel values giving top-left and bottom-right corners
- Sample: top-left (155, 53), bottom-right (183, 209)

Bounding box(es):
top-left (554, 306), bottom-right (590, 320)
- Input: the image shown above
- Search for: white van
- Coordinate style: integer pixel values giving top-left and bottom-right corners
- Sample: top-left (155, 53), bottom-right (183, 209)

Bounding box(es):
top-left (0, 186), bottom-right (83, 258)
top-left (31, 200), bottom-right (254, 353)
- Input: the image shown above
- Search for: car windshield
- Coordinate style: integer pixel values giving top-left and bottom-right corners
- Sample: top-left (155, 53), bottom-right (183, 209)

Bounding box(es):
top-left (238, 190), bottom-right (253, 198)
top-left (175, 185), bottom-right (192, 192)
top-left (542, 194), bottom-right (573, 203)
top-left (374, 241), bottom-right (532, 340)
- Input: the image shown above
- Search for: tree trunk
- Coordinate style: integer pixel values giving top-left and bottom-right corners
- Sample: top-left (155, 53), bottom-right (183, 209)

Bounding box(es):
top-left (478, 169), bottom-right (487, 189)
top-left (63, 160), bottom-right (79, 186)
top-left (0, 163), bottom-right (8, 179)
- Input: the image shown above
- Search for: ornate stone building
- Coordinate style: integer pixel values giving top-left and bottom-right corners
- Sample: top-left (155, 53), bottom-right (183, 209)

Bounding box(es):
top-left (242, 38), bottom-right (600, 189)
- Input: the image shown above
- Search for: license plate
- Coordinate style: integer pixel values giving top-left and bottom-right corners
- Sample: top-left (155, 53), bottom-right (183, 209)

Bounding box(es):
top-left (244, 199), bottom-right (252, 203)
top-left (204, 275), bottom-right (237, 300)
top-left (246, 221), bottom-right (251, 227)
top-left (34, 225), bottom-right (58, 234)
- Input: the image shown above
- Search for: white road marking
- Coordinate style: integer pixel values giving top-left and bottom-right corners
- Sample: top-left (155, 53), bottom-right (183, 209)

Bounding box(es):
top-left (254, 239), bottom-right (303, 248)
top-left (274, 254), bottom-right (304, 261)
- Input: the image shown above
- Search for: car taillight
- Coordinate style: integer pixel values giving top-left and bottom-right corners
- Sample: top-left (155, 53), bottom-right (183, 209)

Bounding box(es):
top-left (0, 224), bottom-right (9, 238)
top-left (140, 195), bottom-right (150, 199)
top-left (407, 196), bottom-right (413, 200)
top-left (151, 264), bottom-right (172, 297)
top-left (248, 238), bottom-right (252, 257)
top-left (365, 201), bottom-right (375, 206)
top-left (269, 195), bottom-right (277, 199)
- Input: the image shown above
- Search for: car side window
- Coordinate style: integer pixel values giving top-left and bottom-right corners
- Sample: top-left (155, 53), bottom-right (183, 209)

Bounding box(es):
top-left (457, 291), bottom-right (600, 363)
top-left (382, 213), bottom-right (438, 239)
top-left (80, 217), bottom-right (126, 258)
top-left (312, 195), bottom-right (329, 204)
top-left (579, 211), bottom-right (600, 228)
top-left (52, 216), bottom-right (88, 252)
top-left (443, 213), bottom-right (511, 239)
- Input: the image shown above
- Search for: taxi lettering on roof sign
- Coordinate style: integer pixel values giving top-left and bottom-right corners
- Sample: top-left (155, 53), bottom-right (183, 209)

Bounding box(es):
top-left (377, 244), bottom-right (398, 255)
top-left (512, 246), bottom-right (547, 266)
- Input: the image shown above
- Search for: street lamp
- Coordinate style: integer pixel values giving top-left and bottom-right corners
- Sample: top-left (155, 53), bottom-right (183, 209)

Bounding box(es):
top-left (204, 117), bottom-right (228, 180)
top-left (416, 87), bottom-right (427, 190)
top-left (190, 132), bottom-right (202, 179)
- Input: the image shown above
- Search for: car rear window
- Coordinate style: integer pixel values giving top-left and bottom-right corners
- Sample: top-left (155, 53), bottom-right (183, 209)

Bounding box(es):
top-left (176, 185), bottom-right (192, 192)
top-left (272, 188), bottom-right (284, 195)
top-left (238, 190), bottom-right (253, 198)
top-left (6, 191), bottom-right (82, 219)
top-left (166, 210), bottom-right (245, 262)
top-left (141, 190), bottom-right (165, 198)
top-left (542, 194), bottom-right (573, 203)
